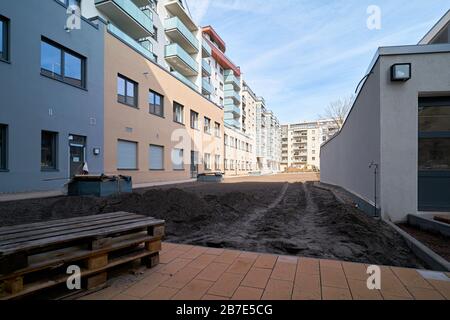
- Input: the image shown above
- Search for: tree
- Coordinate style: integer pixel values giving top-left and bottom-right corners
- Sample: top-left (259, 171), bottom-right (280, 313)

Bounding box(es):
top-left (321, 96), bottom-right (354, 129)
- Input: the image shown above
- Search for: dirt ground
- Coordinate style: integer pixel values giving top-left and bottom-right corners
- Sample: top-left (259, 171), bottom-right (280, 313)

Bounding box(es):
top-left (0, 173), bottom-right (424, 268)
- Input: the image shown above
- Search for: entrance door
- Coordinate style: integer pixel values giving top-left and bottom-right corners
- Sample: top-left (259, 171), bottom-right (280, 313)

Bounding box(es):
top-left (191, 151), bottom-right (199, 178)
top-left (69, 135), bottom-right (86, 178)
top-left (418, 98), bottom-right (450, 211)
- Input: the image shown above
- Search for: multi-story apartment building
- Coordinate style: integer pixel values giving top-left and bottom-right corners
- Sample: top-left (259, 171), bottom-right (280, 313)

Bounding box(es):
top-left (281, 120), bottom-right (338, 171)
top-left (0, 0), bottom-right (105, 193)
top-left (255, 97), bottom-right (281, 173)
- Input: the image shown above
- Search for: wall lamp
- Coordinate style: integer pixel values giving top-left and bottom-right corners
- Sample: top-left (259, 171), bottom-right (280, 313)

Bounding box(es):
top-left (391, 63), bottom-right (411, 82)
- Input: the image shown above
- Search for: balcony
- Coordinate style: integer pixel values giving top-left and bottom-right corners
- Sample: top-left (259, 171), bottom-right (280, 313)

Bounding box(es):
top-left (224, 104), bottom-right (241, 117)
top-left (171, 71), bottom-right (198, 91)
top-left (224, 89), bottom-right (241, 105)
top-left (225, 118), bottom-right (241, 129)
top-left (165, 43), bottom-right (198, 77)
top-left (224, 70), bottom-right (240, 90)
top-left (202, 78), bottom-right (212, 95)
top-left (165, 0), bottom-right (198, 32)
top-left (95, 0), bottom-right (153, 39)
top-left (165, 17), bottom-right (199, 54)
top-left (202, 38), bottom-right (211, 58)
top-left (202, 59), bottom-right (211, 76)
top-left (108, 24), bottom-right (155, 62)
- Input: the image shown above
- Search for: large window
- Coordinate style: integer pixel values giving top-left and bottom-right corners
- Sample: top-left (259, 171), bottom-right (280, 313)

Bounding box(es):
top-left (117, 140), bottom-right (137, 170)
top-left (204, 117), bottom-right (211, 134)
top-left (149, 90), bottom-right (164, 117)
top-left (190, 110), bottom-right (199, 130)
top-left (204, 153), bottom-right (211, 171)
top-left (173, 102), bottom-right (184, 124)
top-left (0, 16), bottom-right (9, 61)
top-left (117, 75), bottom-right (138, 107)
top-left (214, 122), bottom-right (221, 138)
top-left (172, 148), bottom-right (184, 170)
top-left (149, 144), bottom-right (164, 170)
top-left (215, 155), bottom-right (220, 171)
top-left (40, 38), bottom-right (85, 88)
top-left (41, 131), bottom-right (58, 170)
top-left (0, 124), bottom-right (7, 170)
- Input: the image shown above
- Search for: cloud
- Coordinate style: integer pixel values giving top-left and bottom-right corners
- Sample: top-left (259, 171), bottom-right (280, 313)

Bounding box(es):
top-left (186, 0), bottom-right (211, 24)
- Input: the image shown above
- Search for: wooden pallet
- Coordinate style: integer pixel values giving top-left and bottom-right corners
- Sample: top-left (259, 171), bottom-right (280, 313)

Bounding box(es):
top-left (0, 212), bottom-right (165, 300)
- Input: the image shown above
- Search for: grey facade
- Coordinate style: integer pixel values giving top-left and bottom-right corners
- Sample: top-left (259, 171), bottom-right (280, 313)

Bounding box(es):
top-left (0, 0), bottom-right (105, 193)
top-left (321, 44), bottom-right (450, 223)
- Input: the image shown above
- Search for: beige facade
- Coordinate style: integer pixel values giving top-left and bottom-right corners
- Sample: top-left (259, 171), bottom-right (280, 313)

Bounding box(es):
top-left (103, 32), bottom-right (224, 184)
top-left (224, 126), bottom-right (255, 176)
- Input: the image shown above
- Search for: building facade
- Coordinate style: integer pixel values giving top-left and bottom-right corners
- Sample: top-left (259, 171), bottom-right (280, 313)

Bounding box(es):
top-left (321, 11), bottom-right (450, 222)
top-left (0, 0), bottom-right (105, 193)
top-left (281, 120), bottom-right (339, 171)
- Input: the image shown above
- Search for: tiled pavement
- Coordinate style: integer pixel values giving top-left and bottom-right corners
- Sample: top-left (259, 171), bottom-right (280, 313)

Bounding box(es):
top-left (79, 242), bottom-right (450, 300)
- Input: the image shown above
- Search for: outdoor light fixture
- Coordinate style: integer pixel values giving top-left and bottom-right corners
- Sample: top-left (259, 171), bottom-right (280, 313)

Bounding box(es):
top-left (391, 63), bottom-right (411, 82)
top-left (93, 148), bottom-right (101, 156)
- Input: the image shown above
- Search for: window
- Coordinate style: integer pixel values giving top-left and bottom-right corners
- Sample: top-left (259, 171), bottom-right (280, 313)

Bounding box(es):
top-left (149, 144), bottom-right (164, 170)
top-left (204, 153), bottom-right (211, 171)
top-left (220, 97), bottom-right (224, 106)
top-left (312, 157), bottom-right (316, 161)
top-left (117, 140), bottom-right (137, 170)
top-left (0, 124), bottom-right (7, 170)
top-left (153, 53), bottom-right (158, 63)
top-left (215, 155), bottom-right (220, 171)
top-left (0, 16), bottom-right (9, 61)
top-left (152, 26), bottom-right (158, 41)
top-left (204, 117), bottom-right (211, 134)
top-left (224, 159), bottom-right (228, 170)
top-left (41, 131), bottom-right (58, 170)
top-left (40, 38), bottom-right (85, 88)
top-left (149, 90), bottom-right (164, 117)
top-left (173, 102), bottom-right (184, 124)
top-left (117, 75), bottom-right (138, 107)
top-left (220, 67), bottom-right (224, 75)
top-left (190, 110), bottom-right (199, 129)
top-left (214, 122), bottom-right (221, 138)
top-left (224, 134), bottom-right (228, 146)
top-left (172, 148), bottom-right (184, 170)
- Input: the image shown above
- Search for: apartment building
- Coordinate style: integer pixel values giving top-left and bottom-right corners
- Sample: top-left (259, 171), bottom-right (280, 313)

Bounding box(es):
top-left (281, 120), bottom-right (339, 171)
top-left (255, 97), bottom-right (281, 173)
top-left (321, 10), bottom-right (450, 222)
top-left (0, 0), bottom-right (105, 193)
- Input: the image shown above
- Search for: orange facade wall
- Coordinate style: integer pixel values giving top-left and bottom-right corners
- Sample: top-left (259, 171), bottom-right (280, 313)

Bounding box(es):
top-left (104, 32), bottom-right (224, 184)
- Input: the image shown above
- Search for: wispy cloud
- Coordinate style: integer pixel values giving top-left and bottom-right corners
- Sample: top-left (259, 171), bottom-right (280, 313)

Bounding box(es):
top-left (194, 0), bottom-right (449, 123)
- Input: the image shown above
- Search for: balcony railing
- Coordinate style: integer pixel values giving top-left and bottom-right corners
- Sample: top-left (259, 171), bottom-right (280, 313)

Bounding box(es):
top-left (165, 43), bottom-right (199, 76)
top-left (95, 0), bottom-right (153, 38)
top-left (224, 70), bottom-right (241, 90)
top-left (165, 16), bottom-right (199, 54)
top-left (202, 59), bottom-right (211, 76)
top-left (202, 38), bottom-right (212, 57)
top-left (171, 71), bottom-right (198, 90)
top-left (224, 104), bottom-right (241, 116)
top-left (108, 24), bottom-right (155, 62)
top-left (202, 78), bottom-right (212, 95)
top-left (224, 89), bottom-right (241, 105)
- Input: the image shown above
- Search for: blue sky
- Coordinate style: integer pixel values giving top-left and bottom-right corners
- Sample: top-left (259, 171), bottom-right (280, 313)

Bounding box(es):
top-left (187, 0), bottom-right (449, 124)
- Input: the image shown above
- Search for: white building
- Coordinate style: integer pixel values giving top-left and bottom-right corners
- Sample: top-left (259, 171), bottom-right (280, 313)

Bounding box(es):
top-left (281, 120), bottom-right (339, 171)
top-left (320, 10), bottom-right (450, 223)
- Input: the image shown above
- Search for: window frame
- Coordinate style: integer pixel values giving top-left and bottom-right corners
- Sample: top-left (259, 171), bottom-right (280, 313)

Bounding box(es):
top-left (0, 124), bottom-right (8, 171)
top-left (40, 37), bottom-right (86, 89)
top-left (117, 139), bottom-right (138, 170)
top-left (214, 122), bottom-right (221, 138)
top-left (117, 74), bottom-right (138, 108)
top-left (190, 110), bottom-right (199, 130)
top-left (173, 102), bottom-right (184, 125)
top-left (204, 117), bottom-right (211, 135)
top-left (0, 15), bottom-right (10, 62)
top-left (149, 144), bottom-right (165, 171)
top-left (204, 153), bottom-right (211, 171)
top-left (172, 148), bottom-right (184, 171)
top-left (149, 89), bottom-right (164, 117)
top-left (41, 130), bottom-right (58, 171)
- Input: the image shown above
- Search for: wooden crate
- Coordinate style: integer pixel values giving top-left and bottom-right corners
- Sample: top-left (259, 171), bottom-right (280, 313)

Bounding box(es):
top-left (0, 212), bottom-right (165, 300)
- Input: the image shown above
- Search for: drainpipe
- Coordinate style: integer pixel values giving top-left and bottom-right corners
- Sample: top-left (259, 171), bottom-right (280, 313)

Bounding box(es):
top-left (369, 161), bottom-right (379, 218)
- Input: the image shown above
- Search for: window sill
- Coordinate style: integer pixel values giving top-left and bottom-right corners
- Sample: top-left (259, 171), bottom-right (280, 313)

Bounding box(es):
top-left (149, 169), bottom-right (165, 171)
top-left (0, 58), bottom-right (11, 64)
top-left (117, 168), bottom-right (139, 171)
top-left (173, 121), bottom-right (185, 126)
top-left (149, 112), bottom-right (165, 119)
top-left (118, 100), bottom-right (139, 109)
top-left (173, 169), bottom-right (185, 171)
top-left (0, 169), bottom-right (9, 172)
top-left (41, 73), bottom-right (87, 91)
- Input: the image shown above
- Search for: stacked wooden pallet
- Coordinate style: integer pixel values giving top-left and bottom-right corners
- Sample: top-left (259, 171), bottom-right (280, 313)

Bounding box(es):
top-left (0, 212), bottom-right (165, 300)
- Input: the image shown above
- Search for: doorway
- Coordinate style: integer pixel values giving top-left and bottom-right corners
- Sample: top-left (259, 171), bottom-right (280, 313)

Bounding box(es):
top-left (191, 151), bottom-right (199, 178)
top-left (69, 135), bottom-right (86, 178)
top-left (418, 97), bottom-right (450, 211)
